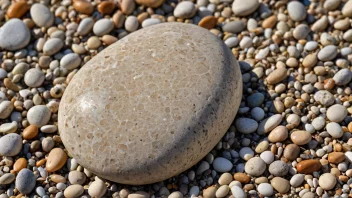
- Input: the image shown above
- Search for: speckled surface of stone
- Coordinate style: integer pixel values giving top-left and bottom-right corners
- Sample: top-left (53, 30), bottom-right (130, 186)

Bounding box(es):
top-left (58, 22), bottom-right (242, 185)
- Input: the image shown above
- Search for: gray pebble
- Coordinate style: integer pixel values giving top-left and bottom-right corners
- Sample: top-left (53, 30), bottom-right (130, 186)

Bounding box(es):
top-left (0, 133), bottom-right (22, 156)
top-left (43, 38), bottom-right (64, 56)
top-left (27, 105), bottom-right (51, 127)
top-left (318, 45), bottom-right (338, 61)
top-left (0, 19), bottom-right (30, 51)
top-left (60, 53), bottom-right (81, 70)
top-left (24, 68), bottom-right (45, 88)
top-left (93, 19), bottom-right (114, 36)
top-left (222, 20), bottom-right (245, 34)
top-left (77, 18), bottom-right (94, 36)
top-left (287, 1), bottom-right (307, 21)
top-left (16, 169), bottom-right (36, 195)
top-left (333, 68), bottom-right (352, 86)
top-left (173, 1), bottom-right (196, 19)
top-left (30, 4), bottom-right (54, 28)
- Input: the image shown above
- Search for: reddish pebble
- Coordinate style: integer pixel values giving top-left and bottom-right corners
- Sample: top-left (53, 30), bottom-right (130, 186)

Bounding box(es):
top-left (296, 159), bottom-right (322, 174)
top-left (97, 1), bottom-right (116, 15)
top-left (6, 1), bottom-right (29, 19)
top-left (73, 0), bottom-right (94, 15)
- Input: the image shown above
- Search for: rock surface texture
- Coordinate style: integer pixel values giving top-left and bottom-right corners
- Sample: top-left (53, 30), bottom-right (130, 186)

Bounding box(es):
top-left (58, 23), bottom-right (242, 185)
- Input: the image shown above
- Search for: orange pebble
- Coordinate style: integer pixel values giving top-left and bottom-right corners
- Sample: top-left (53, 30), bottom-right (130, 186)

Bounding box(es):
top-left (22, 125), bottom-right (39, 140)
top-left (13, 158), bottom-right (27, 172)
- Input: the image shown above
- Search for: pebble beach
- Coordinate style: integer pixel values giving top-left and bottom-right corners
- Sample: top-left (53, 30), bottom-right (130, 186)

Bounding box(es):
top-left (0, 0), bottom-right (352, 197)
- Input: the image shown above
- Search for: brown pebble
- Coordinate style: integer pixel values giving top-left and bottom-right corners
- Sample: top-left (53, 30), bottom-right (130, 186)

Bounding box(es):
top-left (121, 0), bottom-right (135, 15)
top-left (296, 159), bottom-right (322, 174)
top-left (102, 35), bottom-right (118, 45)
top-left (198, 16), bottom-right (217, 30)
top-left (283, 144), bottom-right (300, 161)
top-left (73, 0), bottom-right (94, 15)
top-left (262, 15), bottom-right (277, 29)
top-left (339, 175), bottom-right (349, 183)
top-left (324, 78), bottom-right (335, 90)
top-left (13, 158), bottom-right (27, 172)
top-left (302, 53), bottom-right (317, 68)
top-left (4, 78), bottom-right (20, 91)
top-left (22, 125), bottom-right (39, 140)
top-left (135, 0), bottom-right (164, 8)
top-left (328, 152), bottom-right (345, 164)
top-left (348, 122), bottom-right (352, 132)
top-left (266, 68), bottom-right (287, 85)
top-left (268, 125), bottom-right (288, 143)
top-left (6, 1), bottom-right (29, 19)
top-left (98, 1), bottom-right (116, 15)
top-left (113, 11), bottom-right (126, 28)
top-left (46, 148), bottom-right (67, 172)
top-left (234, 173), bottom-right (251, 184)
top-left (290, 130), bottom-right (311, 145)
top-left (36, 159), bottom-right (46, 167)
top-left (51, 174), bottom-right (67, 183)
top-left (203, 186), bottom-right (217, 198)
top-left (334, 143), bottom-right (342, 152)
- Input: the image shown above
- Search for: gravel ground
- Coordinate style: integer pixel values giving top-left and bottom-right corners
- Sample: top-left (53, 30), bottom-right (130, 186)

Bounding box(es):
top-left (0, 0), bottom-right (352, 197)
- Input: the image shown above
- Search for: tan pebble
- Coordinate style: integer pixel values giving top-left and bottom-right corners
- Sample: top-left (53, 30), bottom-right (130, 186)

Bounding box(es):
top-left (233, 173), bottom-right (250, 184)
top-left (113, 11), bottom-right (125, 28)
top-left (296, 159), bottom-right (321, 174)
top-left (7, 1), bottom-right (29, 19)
top-left (64, 184), bottom-right (84, 198)
top-left (4, 78), bottom-right (20, 91)
top-left (46, 148), bottom-right (67, 172)
top-left (266, 68), bottom-right (287, 85)
top-left (348, 122), bottom-right (352, 132)
top-left (36, 159), bottom-right (46, 167)
top-left (331, 167), bottom-right (340, 176)
top-left (22, 125), bottom-right (39, 140)
top-left (339, 175), bottom-right (348, 183)
top-left (243, 184), bottom-right (254, 191)
top-left (13, 158), bottom-right (27, 172)
top-left (318, 173), bottom-right (336, 190)
top-left (121, 0), bottom-right (135, 15)
top-left (262, 15), bottom-right (277, 29)
top-left (254, 177), bottom-right (268, 184)
top-left (73, 0), bottom-right (94, 15)
top-left (328, 152), bottom-right (345, 164)
top-left (346, 169), bottom-right (352, 177)
top-left (120, 188), bottom-right (130, 198)
top-left (334, 143), bottom-right (342, 152)
top-left (198, 16), bottom-right (217, 30)
top-left (302, 53), bottom-right (317, 68)
top-left (98, 1), bottom-right (116, 15)
top-left (88, 178), bottom-right (107, 198)
top-left (202, 186), bottom-right (217, 198)
top-left (127, 191), bottom-right (150, 198)
top-left (286, 57), bottom-right (298, 67)
top-left (87, 36), bottom-right (101, 49)
top-left (51, 174), bottom-right (67, 183)
top-left (137, 12), bottom-right (149, 23)
top-left (283, 144), bottom-right (300, 161)
top-left (268, 125), bottom-right (288, 143)
top-left (102, 35), bottom-right (118, 45)
top-left (69, 171), bottom-right (87, 185)
top-left (255, 141), bottom-right (269, 153)
top-left (271, 177), bottom-right (290, 193)
top-left (135, 0), bottom-right (164, 8)
top-left (290, 130), bottom-right (311, 145)
top-left (215, 185), bottom-right (229, 198)
top-left (218, 173), bottom-right (233, 185)
top-left (272, 100), bottom-right (284, 113)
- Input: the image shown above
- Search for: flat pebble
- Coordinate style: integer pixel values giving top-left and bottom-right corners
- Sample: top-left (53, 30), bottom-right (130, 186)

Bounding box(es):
top-left (232, 0), bottom-right (259, 16)
top-left (268, 160), bottom-right (288, 176)
top-left (30, 4), bottom-right (54, 27)
top-left (260, 151), bottom-right (274, 164)
top-left (290, 130), bottom-right (311, 145)
top-left (218, 173), bottom-right (233, 185)
top-left (93, 19), bottom-right (114, 36)
top-left (222, 21), bottom-right (245, 34)
top-left (333, 68), bottom-right (352, 86)
top-left (0, 19), bottom-right (30, 51)
top-left (88, 178), bottom-right (107, 198)
top-left (287, 1), bottom-right (306, 21)
top-left (0, 173), bottom-right (15, 185)
top-left (215, 185), bottom-right (229, 197)
top-left (326, 122), bottom-right (343, 138)
top-left (43, 38), bottom-right (64, 56)
top-left (142, 18), bottom-right (161, 28)
top-left (213, 157), bottom-right (232, 172)
top-left (64, 184), bottom-right (84, 198)
top-left (230, 186), bottom-right (245, 198)
top-left (327, 104), bottom-right (347, 122)
top-left (290, 174), bottom-right (304, 187)
top-left (24, 68), bottom-right (45, 88)
top-left (16, 169), bottom-right (36, 194)
top-left (0, 133), bottom-right (22, 156)
top-left (257, 183), bottom-right (273, 196)
top-left (268, 125), bottom-right (288, 142)
top-left (314, 90), bottom-right (334, 106)
top-left (342, 0), bottom-right (352, 17)
top-left (68, 171), bottom-right (86, 185)
top-left (271, 177), bottom-right (290, 193)
top-left (125, 16), bottom-right (139, 32)
top-left (46, 148), bottom-right (67, 172)
top-left (318, 45), bottom-right (338, 61)
top-left (235, 118), bottom-right (258, 134)
top-left (245, 157), bottom-right (266, 176)
top-left (77, 17), bottom-right (94, 36)
top-left (27, 105), bottom-right (51, 127)
top-left (318, 173), bottom-right (336, 190)
top-left (296, 159), bottom-right (321, 174)
top-left (173, 1), bottom-right (196, 19)
top-left (283, 144), bottom-right (300, 161)
top-left (60, 53), bottom-right (81, 70)
top-left (293, 24), bottom-right (310, 40)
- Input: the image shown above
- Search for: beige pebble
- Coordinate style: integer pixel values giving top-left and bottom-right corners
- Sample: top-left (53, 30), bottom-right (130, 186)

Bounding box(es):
top-left (290, 130), bottom-right (311, 145)
top-left (64, 184), bottom-right (84, 198)
top-left (46, 148), bottom-right (67, 172)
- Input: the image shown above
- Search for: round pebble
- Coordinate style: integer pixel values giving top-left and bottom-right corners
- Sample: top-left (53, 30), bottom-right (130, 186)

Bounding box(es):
top-left (27, 105), bottom-right (51, 127)
top-left (24, 69), bottom-right (45, 88)
top-left (0, 19), bottom-right (30, 51)
top-left (0, 133), bottom-right (22, 156)
top-left (30, 3), bottom-right (54, 27)
top-left (245, 157), bottom-right (266, 176)
top-left (16, 169), bottom-right (36, 194)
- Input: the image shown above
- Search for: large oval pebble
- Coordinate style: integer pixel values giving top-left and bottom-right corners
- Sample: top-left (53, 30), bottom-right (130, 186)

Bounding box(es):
top-left (58, 23), bottom-right (242, 185)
